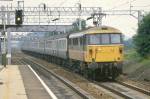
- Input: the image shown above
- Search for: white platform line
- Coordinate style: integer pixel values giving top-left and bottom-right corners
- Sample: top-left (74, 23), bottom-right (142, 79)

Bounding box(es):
top-left (27, 65), bottom-right (58, 99)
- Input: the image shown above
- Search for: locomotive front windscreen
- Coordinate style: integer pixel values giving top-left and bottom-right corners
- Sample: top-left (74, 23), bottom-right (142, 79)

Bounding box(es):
top-left (87, 33), bottom-right (122, 45)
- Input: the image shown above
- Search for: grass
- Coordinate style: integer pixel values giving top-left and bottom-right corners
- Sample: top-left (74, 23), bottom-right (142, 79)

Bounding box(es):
top-left (124, 48), bottom-right (143, 64)
top-left (123, 48), bottom-right (150, 81)
top-left (124, 48), bottom-right (150, 67)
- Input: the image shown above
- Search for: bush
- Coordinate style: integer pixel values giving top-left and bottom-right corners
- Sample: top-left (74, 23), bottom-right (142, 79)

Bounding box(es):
top-left (134, 13), bottom-right (150, 57)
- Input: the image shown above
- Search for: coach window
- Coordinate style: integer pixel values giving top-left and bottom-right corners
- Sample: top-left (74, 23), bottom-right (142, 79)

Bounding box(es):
top-left (73, 38), bottom-right (78, 45)
top-left (70, 38), bottom-right (73, 49)
top-left (71, 39), bottom-right (73, 45)
top-left (58, 40), bottom-right (61, 49)
top-left (77, 38), bottom-right (79, 45)
top-left (73, 38), bottom-right (75, 45)
top-left (69, 39), bottom-right (71, 45)
top-left (62, 40), bottom-right (66, 49)
top-left (49, 41), bottom-right (51, 48)
top-left (80, 37), bottom-right (83, 45)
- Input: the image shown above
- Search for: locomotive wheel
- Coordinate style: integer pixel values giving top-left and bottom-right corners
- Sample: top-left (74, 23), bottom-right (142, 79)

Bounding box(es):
top-left (86, 69), bottom-right (96, 80)
top-left (83, 68), bottom-right (89, 79)
top-left (83, 69), bottom-right (90, 79)
top-left (79, 62), bottom-right (86, 75)
top-left (112, 67), bottom-right (118, 80)
top-left (92, 70), bottom-right (96, 80)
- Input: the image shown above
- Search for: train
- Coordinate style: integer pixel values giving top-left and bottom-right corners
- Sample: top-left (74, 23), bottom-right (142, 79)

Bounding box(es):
top-left (21, 26), bottom-right (124, 80)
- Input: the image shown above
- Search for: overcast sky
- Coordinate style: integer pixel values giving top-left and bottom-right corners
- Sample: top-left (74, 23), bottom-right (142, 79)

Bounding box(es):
top-left (0, 0), bottom-right (150, 39)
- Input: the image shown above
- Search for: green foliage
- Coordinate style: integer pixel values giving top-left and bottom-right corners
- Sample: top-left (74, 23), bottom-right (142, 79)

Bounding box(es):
top-left (124, 38), bottom-right (134, 50)
top-left (124, 49), bottom-right (142, 61)
top-left (72, 18), bottom-right (86, 32)
top-left (134, 13), bottom-right (150, 57)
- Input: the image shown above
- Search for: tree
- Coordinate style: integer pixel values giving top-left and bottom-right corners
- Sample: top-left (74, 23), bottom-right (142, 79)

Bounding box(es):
top-left (134, 13), bottom-right (150, 57)
top-left (72, 18), bottom-right (86, 32)
top-left (124, 38), bottom-right (134, 50)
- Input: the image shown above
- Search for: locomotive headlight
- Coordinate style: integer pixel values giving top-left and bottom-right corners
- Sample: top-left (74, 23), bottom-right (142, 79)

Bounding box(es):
top-left (89, 49), bottom-right (92, 55)
top-left (117, 57), bottom-right (120, 60)
top-left (119, 48), bottom-right (123, 54)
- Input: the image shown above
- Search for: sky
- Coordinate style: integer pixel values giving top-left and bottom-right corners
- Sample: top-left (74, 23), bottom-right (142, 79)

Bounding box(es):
top-left (0, 0), bottom-right (150, 39)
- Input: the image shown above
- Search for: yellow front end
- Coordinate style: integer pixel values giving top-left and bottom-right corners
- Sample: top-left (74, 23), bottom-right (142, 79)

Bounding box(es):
top-left (85, 45), bottom-right (123, 63)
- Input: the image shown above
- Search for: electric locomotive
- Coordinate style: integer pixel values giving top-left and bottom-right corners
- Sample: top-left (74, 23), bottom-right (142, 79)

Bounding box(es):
top-left (21, 26), bottom-right (123, 80)
top-left (68, 26), bottom-right (123, 79)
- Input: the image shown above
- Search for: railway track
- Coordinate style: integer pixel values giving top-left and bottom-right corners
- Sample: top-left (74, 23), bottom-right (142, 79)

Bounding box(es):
top-left (12, 54), bottom-right (150, 99)
top-left (19, 58), bottom-right (95, 99)
top-left (96, 81), bottom-right (150, 99)
top-left (117, 80), bottom-right (150, 95)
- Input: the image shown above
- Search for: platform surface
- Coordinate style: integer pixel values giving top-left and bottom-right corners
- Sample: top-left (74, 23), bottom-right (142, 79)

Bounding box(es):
top-left (0, 65), bottom-right (27, 99)
top-left (0, 65), bottom-right (52, 99)
top-left (0, 66), bottom-right (3, 72)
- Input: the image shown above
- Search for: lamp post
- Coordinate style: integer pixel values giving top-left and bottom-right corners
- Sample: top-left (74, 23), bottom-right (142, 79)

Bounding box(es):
top-left (52, 18), bottom-right (59, 34)
top-left (1, 6), bottom-right (6, 67)
top-left (75, 3), bottom-right (82, 30)
top-left (0, 0), bottom-right (13, 66)
top-left (39, 3), bottom-right (46, 25)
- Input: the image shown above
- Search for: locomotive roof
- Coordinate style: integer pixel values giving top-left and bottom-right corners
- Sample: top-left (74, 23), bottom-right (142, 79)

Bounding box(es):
top-left (69, 26), bottom-right (122, 38)
top-left (85, 26), bottom-right (121, 34)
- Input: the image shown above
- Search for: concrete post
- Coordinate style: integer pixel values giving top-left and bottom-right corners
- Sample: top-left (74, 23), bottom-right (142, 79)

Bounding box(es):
top-left (1, 5), bottom-right (6, 67)
top-left (78, 3), bottom-right (82, 31)
top-left (7, 29), bottom-right (11, 65)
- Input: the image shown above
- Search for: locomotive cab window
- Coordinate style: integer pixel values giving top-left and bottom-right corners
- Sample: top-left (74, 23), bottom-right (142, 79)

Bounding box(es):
top-left (110, 34), bottom-right (121, 44)
top-left (101, 34), bottom-right (110, 44)
top-left (87, 34), bottom-right (100, 45)
top-left (87, 33), bottom-right (122, 45)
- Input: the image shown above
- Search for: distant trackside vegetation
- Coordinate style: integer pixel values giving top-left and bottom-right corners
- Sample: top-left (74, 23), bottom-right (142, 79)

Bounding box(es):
top-left (133, 13), bottom-right (150, 58)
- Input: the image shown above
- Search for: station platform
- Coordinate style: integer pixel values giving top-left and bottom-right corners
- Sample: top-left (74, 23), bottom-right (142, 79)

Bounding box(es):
top-left (0, 66), bottom-right (3, 72)
top-left (0, 65), bottom-right (52, 99)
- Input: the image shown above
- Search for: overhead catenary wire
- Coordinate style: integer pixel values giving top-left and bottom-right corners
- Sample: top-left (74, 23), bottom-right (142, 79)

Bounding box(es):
top-left (132, 4), bottom-right (150, 7)
top-left (58, 0), bottom-right (69, 7)
top-left (46, 0), bottom-right (69, 24)
top-left (109, 0), bottom-right (137, 10)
